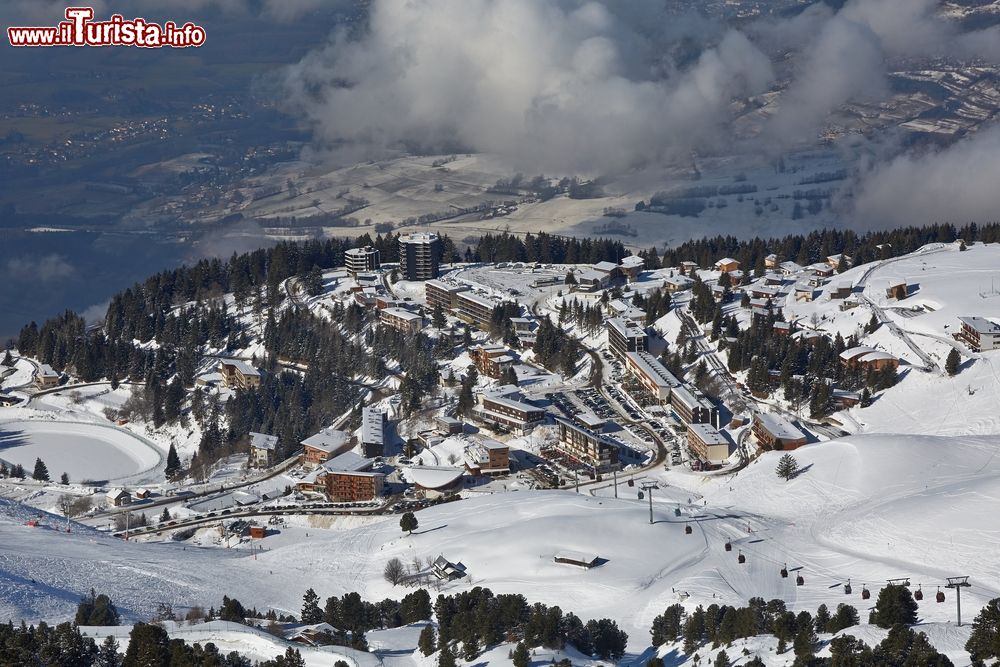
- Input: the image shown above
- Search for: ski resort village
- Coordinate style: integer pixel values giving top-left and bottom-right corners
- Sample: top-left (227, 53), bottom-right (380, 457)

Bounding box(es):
top-left (3, 227), bottom-right (1000, 666)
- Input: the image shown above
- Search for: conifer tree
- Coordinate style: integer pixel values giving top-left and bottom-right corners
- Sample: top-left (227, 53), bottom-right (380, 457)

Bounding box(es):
top-left (32, 457), bottom-right (50, 481)
top-left (775, 454), bottom-right (798, 481)
top-left (165, 443), bottom-right (181, 479)
top-left (946, 347), bottom-right (961, 376)
top-left (418, 625), bottom-right (437, 657)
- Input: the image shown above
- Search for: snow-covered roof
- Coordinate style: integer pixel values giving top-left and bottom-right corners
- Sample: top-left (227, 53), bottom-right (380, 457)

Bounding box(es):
top-left (554, 551), bottom-right (599, 565)
top-left (220, 359), bottom-right (259, 377)
top-left (37, 364), bottom-right (59, 378)
top-left (959, 316), bottom-right (1000, 334)
top-left (688, 422), bottom-right (728, 446)
top-left (361, 408), bottom-right (386, 445)
top-left (249, 432), bottom-right (278, 451)
top-left (754, 413), bottom-right (806, 441)
top-left (715, 257), bottom-right (738, 266)
top-left (302, 428), bottom-right (351, 453)
top-left (593, 261), bottom-right (618, 273)
top-left (382, 307), bottom-right (422, 321)
top-left (859, 351), bottom-right (897, 363)
top-left (321, 451), bottom-right (373, 473)
top-left (620, 255), bottom-right (645, 269)
top-left (625, 351), bottom-right (681, 390)
top-left (840, 346), bottom-right (877, 361)
top-left (406, 466), bottom-right (465, 489)
top-left (106, 488), bottom-right (129, 499)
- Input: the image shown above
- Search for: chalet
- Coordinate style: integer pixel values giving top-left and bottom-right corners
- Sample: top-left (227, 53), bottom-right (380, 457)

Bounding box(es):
top-left (287, 623), bottom-right (339, 647)
top-left (106, 489), bottom-right (131, 507)
top-left (808, 275), bottom-right (826, 288)
top-left (134, 488), bottom-right (151, 500)
top-left (750, 285), bottom-right (780, 300)
top-left (830, 283), bottom-right (853, 300)
top-left (301, 428), bottom-right (352, 467)
top-left (714, 257), bottom-right (740, 273)
top-left (432, 555), bottom-right (467, 580)
top-left (792, 330), bottom-right (824, 346)
top-left (749, 298), bottom-right (772, 311)
top-left (839, 346), bottom-right (899, 371)
top-left (833, 389), bottom-right (862, 408)
top-left (679, 261), bottom-right (700, 275)
top-left (779, 261), bottom-right (803, 276)
top-left (478, 386), bottom-right (545, 434)
top-left (764, 273), bottom-right (784, 286)
top-left (360, 408), bottom-right (387, 458)
top-left (464, 438), bottom-right (510, 476)
top-left (773, 321), bottom-right (792, 335)
top-left (794, 285), bottom-right (815, 303)
top-left (380, 307), bottom-right (423, 334)
top-left (554, 417), bottom-right (620, 472)
top-left (249, 525), bottom-right (266, 539)
top-left (592, 261), bottom-right (621, 281)
top-left (811, 263), bottom-right (835, 279)
top-left (664, 275), bottom-right (695, 293)
top-left (885, 279), bottom-right (909, 300)
top-left (574, 268), bottom-right (609, 292)
top-left (554, 551), bottom-right (600, 569)
top-left (619, 254), bottom-right (646, 281)
top-left (687, 423), bottom-right (731, 464)
top-left (764, 254), bottom-right (779, 270)
top-left (711, 284), bottom-right (728, 301)
top-left (218, 360), bottom-right (261, 390)
top-left (606, 317), bottom-right (647, 361)
top-left (826, 254), bottom-right (850, 270)
top-left (751, 306), bottom-right (772, 324)
top-left (956, 316), bottom-right (1000, 352)
top-left (249, 431), bottom-right (278, 468)
top-left (752, 413), bottom-right (807, 451)
top-left (35, 364), bottom-right (60, 389)
top-left (508, 317), bottom-right (534, 334)
top-left (625, 351), bottom-right (681, 403)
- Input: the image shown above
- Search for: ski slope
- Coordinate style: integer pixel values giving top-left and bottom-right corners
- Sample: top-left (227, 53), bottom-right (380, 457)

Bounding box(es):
top-left (3, 430), bottom-right (999, 664)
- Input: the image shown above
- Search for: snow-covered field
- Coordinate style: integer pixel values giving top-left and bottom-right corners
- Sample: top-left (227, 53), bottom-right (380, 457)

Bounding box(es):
top-left (2, 430), bottom-right (999, 665)
top-left (0, 420), bottom-right (162, 483)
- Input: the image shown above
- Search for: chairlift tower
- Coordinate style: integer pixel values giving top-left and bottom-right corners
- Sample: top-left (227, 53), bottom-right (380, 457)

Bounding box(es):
top-left (640, 481), bottom-right (658, 524)
top-left (945, 576), bottom-right (971, 626)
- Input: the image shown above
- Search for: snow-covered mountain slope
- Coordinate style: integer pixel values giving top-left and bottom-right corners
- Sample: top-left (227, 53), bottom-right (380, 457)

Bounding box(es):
top-left (3, 430), bottom-right (999, 663)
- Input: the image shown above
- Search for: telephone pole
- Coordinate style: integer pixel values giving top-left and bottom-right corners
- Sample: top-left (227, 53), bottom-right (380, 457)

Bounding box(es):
top-left (945, 576), bottom-right (971, 626)
top-left (640, 481), bottom-right (658, 524)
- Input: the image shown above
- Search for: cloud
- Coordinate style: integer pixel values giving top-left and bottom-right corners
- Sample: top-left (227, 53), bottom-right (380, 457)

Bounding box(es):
top-left (280, 0), bottom-right (773, 174)
top-left (853, 125), bottom-right (1000, 229)
top-left (3, 254), bottom-right (76, 283)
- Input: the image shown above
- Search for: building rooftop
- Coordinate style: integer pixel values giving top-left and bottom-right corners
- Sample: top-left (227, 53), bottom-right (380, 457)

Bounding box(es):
top-left (688, 422), bottom-right (729, 446)
top-left (382, 307), bottom-right (422, 321)
top-left (249, 432), bottom-right (278, 451)
top-left (400, 232), bottom-right (440, 243)
top-left (607, 317), bottom-right (646, 339)
top-left (840, 346), bottom-right (878, 361)
top-left (321, 451), bottom-right (373, 473)
top-left (361, 408), bottom-right (386, 445)
top-left (754, 413), bottom-right (806, 441)
top-left (959, 316), bottom-right (1000, 334)
top-left (593, 261), bottom-right (619, 273)
top-left (302, 428), bottom-right (351, 453)
top-left (626, 351), bottom-right (681, 389)
top-left (406, 466), bottom-right (465, 489)
top-left (221, 359), bottom-right (260, 377)
top-left (620, 255), bottom-right (645, 269)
